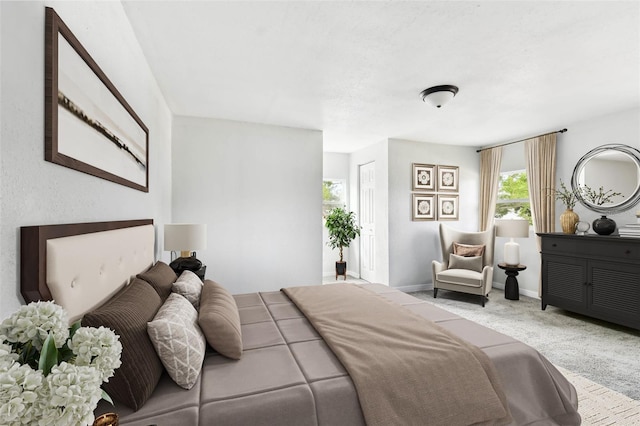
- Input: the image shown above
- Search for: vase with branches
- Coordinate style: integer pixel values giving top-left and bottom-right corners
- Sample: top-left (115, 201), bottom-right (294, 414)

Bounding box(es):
top-left (549, 180), bottom-right (580, 234)
top-left (578, 184), bottom-right (622, 235)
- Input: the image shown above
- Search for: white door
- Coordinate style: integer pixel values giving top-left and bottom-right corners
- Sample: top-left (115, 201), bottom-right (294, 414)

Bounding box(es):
top-left (359, 162), bottom-right (375, 281)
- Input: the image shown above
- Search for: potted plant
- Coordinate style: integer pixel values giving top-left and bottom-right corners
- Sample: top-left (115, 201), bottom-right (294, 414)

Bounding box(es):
top-left (324, 207), bottom-right (361, 279)
top-left (549, 180), bottom-right (580, 234)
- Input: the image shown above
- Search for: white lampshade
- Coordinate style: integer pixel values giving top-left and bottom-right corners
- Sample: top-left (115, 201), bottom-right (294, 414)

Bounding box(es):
top-left (495, 219), bottom-right (529, 266)
top-left (164, 224), bottom-right (207, 257)
top-left (495, 219), bottom-right (530, 239)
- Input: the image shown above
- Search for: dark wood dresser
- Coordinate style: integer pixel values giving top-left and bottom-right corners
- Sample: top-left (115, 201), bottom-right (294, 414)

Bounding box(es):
top-left (538, 232), bottom-right (640, 330)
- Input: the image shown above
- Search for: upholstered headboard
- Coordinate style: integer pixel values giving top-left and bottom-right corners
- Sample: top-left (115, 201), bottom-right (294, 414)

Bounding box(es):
top-left (21, 219), bottom-right (154, 321)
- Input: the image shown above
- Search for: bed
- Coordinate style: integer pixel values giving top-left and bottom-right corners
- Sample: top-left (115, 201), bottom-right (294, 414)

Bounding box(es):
top-left (20, 219), bottom-right (580, 425)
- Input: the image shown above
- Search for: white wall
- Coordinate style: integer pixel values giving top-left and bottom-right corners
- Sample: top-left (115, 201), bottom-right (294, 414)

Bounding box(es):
top-left (171, 116), bottom-right (322, 294)
top-left (349, 140), bottom-right (389, 284)
top-left (0, 1), bottom-right (173, 319)
top-left (387, 138), bottom-right (480, 290)
top-left (322, 152), bottom-right (350, 276)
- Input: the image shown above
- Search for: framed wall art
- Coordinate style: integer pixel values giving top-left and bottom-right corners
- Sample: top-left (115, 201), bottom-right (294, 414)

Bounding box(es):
top-left (45, 7), bottom-right (149, 192)
top-left (437, 195), bottom-right (459, 220)
top-left (412, 194), bottom-right (436, 221)
top-left (412, 163), bottom-right (436, 191)
top-left (437, 165), bottom-right (459, 192)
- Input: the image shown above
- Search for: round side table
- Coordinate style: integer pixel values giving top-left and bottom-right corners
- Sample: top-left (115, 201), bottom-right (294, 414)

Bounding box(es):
top-left (497, 263), bottom-right (526, 301)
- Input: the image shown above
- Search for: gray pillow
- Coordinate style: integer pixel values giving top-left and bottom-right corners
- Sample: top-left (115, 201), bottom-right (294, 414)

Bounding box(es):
top-left (172, 270), bottom-right (203, 310)
top-left (148, 293), bottom-right (206, 390)
top-left (449, 254), bottom-right (483, 273)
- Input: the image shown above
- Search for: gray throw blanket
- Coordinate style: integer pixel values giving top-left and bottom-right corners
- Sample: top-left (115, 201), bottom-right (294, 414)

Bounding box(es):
top-left (283, 284), bottom-right (512, 426)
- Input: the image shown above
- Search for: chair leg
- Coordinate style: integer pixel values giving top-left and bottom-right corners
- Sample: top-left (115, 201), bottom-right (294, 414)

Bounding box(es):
top-left (481, 295), bottom-right (485, 307)
top-left (433, 288), bottom-right (438, 298)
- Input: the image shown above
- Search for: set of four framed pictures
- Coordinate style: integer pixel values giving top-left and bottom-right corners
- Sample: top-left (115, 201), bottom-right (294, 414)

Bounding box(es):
top-left (412, 163), bottom-right (459, 221)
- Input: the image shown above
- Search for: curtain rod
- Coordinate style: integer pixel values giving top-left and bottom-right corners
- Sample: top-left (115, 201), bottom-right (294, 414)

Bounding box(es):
top-left (476, 128), bottom-right (567, 153)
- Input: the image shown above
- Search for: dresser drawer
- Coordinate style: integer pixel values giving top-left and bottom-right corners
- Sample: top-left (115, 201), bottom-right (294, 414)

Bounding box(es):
top-left (540, 234), bottom-right (640, 261)
top-left (541, 236), bottom-right (579, 254)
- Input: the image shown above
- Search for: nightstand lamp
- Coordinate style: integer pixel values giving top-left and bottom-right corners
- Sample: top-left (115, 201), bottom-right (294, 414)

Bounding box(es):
top-left (495, 219), bottom-right (529, 266)
top-left (164, 224), bottom-right (207, 275)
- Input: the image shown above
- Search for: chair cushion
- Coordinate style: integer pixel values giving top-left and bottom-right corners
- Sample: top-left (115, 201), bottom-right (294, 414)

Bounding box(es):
top-left (453, 242), bottom-right (485, 257)
top-left (449, 254), bottom-right (483, 273)
top-left (437, 269), bottom-right (484, 287)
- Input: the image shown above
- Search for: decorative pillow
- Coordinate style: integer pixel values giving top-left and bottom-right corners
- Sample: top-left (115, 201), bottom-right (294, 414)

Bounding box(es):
top-left (137, 261), bottom-right (177, 301)
top-left (81, 278), bottom-right (163, 411)
top-left (449, 254), bottom-right (483, 273)
top-left (453, 242), bottom-right (485, 257)
top-left (173, 270), bottom-right (204, 310)
top-left (198, 280), bottom-right (243, 360)
top-left (147, 293), bottom-right (206, 390)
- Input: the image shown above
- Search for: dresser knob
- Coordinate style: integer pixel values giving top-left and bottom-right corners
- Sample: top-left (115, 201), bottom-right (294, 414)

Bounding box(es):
top-left (625, 250), bottom-right (631, 255)
top-left (552, 243), bottom-right (557, 247)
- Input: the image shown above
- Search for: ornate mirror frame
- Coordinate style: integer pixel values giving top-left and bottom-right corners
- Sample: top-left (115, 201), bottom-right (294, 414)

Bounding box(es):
top-left (571, 144), bottom-right (640, 214)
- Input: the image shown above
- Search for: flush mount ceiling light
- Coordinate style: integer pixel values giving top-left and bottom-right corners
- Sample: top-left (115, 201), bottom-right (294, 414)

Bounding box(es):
top-left (420, 85), bottom-right (459, 108)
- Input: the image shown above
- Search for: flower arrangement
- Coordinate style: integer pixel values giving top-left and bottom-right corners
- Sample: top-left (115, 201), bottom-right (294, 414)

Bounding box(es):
top-left (549, 180), bottom-right (578, 209)
top-left (0, 301), bottom-right (122, 426)
top-left (579, 184), bottom-right (623, 206)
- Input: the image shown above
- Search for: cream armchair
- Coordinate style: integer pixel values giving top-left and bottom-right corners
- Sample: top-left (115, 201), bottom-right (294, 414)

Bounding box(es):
top-left (431, 223), bottom-right (495, 307)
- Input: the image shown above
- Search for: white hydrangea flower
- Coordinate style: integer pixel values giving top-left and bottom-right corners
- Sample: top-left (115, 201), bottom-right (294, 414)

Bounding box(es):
top-left (0, 361), bottom-right (44, 425)
top-left (37, 362), bottom-right (103, 426)
top-left (69, 326), bottom-right (122, 382)
top-left (0, 301), bottom-right (69, 350)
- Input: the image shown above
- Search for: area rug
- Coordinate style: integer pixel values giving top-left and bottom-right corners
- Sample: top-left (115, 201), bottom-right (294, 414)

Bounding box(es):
top-left (409, 289), bottom-right (640, 401)
top-left (557, 366), bottom-right (640, 425)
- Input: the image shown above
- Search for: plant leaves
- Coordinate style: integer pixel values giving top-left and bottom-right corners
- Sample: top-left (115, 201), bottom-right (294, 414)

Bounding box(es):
top-left (38, 334), bottom-right (58, 376)
top-left (69, 320), bottom-right (81, 339)
top-left (101, 389), bottom-right (114, 406)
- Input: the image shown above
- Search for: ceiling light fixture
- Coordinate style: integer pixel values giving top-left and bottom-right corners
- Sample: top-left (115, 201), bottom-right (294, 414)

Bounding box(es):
top-left (420, 85), bottom-right (459, 108)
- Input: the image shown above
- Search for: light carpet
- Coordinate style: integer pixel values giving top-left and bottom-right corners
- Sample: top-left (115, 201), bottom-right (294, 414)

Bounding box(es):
top-left (409, 289), bottom-right (640, 424)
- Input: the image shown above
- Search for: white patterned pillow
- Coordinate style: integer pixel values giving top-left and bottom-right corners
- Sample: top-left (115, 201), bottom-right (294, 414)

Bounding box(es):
top-left (172, 270), bottom-right (203, 309)
top-left (147, 293), bottom-right (206, 389)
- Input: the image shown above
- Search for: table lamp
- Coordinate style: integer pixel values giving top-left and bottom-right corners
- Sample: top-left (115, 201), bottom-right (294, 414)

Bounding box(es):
top-left (164, 224), bottom-right (207, 273)
top-left (495, 219), bottom-right (529, 266)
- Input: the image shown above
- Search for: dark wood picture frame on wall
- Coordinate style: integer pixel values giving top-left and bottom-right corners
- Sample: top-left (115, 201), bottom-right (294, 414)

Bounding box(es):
top-left (45, 7), bottom-right (149, 192)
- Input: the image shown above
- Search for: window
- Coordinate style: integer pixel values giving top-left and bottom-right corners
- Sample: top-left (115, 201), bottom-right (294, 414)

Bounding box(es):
top-left (323, 180), bottom-right (346, 215)
top-left (495, 170), bottom-right (532, 224)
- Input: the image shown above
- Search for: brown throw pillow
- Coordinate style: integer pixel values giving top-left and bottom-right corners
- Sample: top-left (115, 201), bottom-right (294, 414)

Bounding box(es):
top-left (137, 261), bottom-right (177, 301)
top-left (82, 278), bottom-right (164, 411)
top-left (453, 242), bottom-right (485, 257)
top-left (449, 254), bottom-right (483, 273)
top-left (198, 280), bottom-right (242, 360)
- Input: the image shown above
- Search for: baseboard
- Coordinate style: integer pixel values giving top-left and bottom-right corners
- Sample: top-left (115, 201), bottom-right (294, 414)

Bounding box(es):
top-left (492, 281), bottom-right (540, 299)
top-left (394, 283), bottom-right (433, 293)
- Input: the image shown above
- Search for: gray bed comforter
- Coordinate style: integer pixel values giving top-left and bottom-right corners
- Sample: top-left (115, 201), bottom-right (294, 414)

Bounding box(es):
top-left (97, 284), bottom-right (580, 425)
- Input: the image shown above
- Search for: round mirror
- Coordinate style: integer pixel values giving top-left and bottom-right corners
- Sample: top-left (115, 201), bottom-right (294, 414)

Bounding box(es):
top-left (571, 144), bottom-right (640, 214)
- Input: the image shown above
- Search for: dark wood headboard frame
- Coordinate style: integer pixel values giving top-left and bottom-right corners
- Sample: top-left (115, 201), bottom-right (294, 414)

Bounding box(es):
top-left (20, 219), bottom-right (153, 303)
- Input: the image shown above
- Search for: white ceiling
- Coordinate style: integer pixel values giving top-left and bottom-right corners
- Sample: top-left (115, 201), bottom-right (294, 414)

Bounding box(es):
top-left (121, 1), bottom-right (640, 153)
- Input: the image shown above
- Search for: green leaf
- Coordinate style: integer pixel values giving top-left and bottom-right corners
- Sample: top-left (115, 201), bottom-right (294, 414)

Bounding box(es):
top-left (101, 389), bottom-right (114, 406)
top-left (38, 334), bottom-right (59, 376)
top-left (68, 320), bottom-right (82, 339)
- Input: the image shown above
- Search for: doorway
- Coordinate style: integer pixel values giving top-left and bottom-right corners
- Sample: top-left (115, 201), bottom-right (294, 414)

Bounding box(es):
top-left (359, 162), bottom-right (375, 281)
